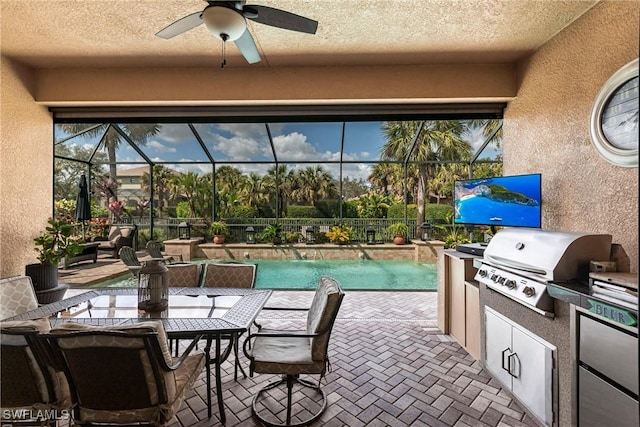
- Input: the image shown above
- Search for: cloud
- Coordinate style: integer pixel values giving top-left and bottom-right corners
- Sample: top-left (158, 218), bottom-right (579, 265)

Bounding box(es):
top-left (212, 135), bottom-right (263, 161)
top-left (147, 140), bottom-right (177, 153)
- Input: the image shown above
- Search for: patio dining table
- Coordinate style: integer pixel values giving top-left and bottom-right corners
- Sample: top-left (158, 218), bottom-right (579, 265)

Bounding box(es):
top-left (4, 286), bottom-right (273, 424)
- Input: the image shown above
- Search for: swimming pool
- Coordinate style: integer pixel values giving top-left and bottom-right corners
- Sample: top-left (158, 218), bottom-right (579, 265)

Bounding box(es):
top-left (252, 259), bottom-right (436, 291)
top-left (97, 259), bottom-right (437, 291)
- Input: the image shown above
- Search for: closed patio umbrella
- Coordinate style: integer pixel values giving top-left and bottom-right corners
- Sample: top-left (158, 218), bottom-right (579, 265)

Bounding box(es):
top-left (75, 174), bottom-right (92, 240)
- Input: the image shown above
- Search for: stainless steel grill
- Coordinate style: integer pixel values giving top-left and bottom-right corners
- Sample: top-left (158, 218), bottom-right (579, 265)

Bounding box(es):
top-left (475, 229), bottom-right (613, 315)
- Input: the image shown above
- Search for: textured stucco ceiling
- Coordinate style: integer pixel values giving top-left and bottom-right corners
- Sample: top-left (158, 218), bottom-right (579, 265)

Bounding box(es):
top-left (1, 0), bottom-right (599, 69)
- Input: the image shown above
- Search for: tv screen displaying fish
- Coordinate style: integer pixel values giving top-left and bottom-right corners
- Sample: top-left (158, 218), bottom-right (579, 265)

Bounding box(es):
top-left (454, 174), bottom-right (542, 228)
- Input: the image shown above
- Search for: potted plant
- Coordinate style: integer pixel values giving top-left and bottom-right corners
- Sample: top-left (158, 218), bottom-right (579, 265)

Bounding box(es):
top-left (210, 221), bottom-right (229, 244)
top-left (326, 224), bottom-right (354, 245)
top-left (388, 222), bottom-right (410, 245)
top-left (26, 218), bottom-right (82, 303)
top-left (261, 222), bottom-right (283, 245)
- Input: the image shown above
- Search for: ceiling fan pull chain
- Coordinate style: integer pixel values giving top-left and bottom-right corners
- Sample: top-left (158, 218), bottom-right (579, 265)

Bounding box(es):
top-left (220, 33), bottom-right (229, 69)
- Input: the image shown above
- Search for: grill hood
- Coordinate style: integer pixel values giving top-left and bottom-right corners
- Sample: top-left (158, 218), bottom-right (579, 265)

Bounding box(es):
top-left (483, 228), bottom-right (612, 282)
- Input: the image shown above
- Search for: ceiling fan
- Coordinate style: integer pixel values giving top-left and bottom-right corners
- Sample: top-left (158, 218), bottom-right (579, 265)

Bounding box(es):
top-left (156, 0), bottom-right (318, 66)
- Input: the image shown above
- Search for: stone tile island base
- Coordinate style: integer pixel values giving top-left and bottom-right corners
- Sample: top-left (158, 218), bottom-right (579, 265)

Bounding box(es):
top-left (197, 239), bottom-right (444, 262)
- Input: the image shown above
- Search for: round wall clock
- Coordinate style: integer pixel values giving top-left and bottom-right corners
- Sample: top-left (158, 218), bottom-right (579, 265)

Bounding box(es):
top-left (589, 58), bottom-right (639, 167)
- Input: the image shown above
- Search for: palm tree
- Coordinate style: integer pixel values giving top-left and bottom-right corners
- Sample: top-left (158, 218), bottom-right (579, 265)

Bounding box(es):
top-left (368, 163), bottom-right (399, 195)
top-left (264, 165), bottom-right (292, 216)
top-left (291, 166), bottom-right (337, 206)
top-left (169, 172), bottom-right (210, 218)
top-left (240, 173), bottom-right (270, 208)
top-left (141, 165), bottom-right (174, 218)
top-left (381, 121), bottom-right (472, 226)
top-left (56, 124), bottom-right (160, 201)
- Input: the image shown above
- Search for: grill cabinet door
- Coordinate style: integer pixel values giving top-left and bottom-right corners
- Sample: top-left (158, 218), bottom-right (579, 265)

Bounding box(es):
top-left (485, 309), bottom-right (513, 387)
top-left (511, 326), bottom-right (554, 427)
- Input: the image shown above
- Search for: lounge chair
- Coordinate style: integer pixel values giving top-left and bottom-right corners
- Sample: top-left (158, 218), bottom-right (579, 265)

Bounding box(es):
top-left (118, 246), bottom-right (142, 278)
top-left (146, 240), bottom-right (180, 263)
top-left (94, 225), bottom-right (137, 259)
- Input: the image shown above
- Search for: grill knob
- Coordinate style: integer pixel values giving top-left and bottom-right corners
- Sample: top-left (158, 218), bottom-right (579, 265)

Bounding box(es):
top-left (491, 274), bottom-right (499, 282)
top-left (478, 270), bottom-right (488, 278)
top-left (505, 279), bottom-right (517, 290)
top-left (523, 286), bottom-right (536, 297)
top-left (497, 277), bottom-right (506, 285)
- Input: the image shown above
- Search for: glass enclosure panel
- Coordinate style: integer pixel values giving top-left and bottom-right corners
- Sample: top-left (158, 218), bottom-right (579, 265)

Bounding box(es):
top-left (54, 124), bottom-right (106, 162)
top-left (270, 122), bottom-right (343, 162)
top-left (343, 122), bottom-right (387, 161)
top-left (194, 123), bottom-right (274, 162)
top-left (130, 123), bottom-right (211, 163)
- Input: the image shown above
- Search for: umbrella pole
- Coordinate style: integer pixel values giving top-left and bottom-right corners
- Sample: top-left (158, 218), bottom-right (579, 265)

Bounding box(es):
top-left (82, 221), bottom-right (86, 241)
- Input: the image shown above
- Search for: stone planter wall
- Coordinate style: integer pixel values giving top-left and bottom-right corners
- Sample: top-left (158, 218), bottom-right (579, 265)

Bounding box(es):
top-left (198, 240), bottom-right (445, 262)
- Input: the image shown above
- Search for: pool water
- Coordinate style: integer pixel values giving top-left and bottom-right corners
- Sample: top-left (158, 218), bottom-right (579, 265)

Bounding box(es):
top-left (251, 259), bottom-right (437, 291)
top-left (96, 259), bottom-right (438, 291)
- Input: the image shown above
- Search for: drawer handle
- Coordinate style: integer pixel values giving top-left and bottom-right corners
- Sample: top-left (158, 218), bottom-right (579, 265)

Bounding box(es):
top-left (508, 352), bottom-right (520, 378)
top-left (501, 348), bottom-right (512, 372)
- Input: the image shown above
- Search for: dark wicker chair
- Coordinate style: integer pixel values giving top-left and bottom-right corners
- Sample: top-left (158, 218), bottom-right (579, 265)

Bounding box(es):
top-left (0, 318), bottom-right (72, 426)
top-left (42, 321), bottom-right (205, 427)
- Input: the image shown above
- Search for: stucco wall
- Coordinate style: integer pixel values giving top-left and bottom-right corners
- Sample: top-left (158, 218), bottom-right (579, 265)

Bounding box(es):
top-left (0, 57), bottom-right (53, 276)
top-left (504, 0), bottom-right (639, 272)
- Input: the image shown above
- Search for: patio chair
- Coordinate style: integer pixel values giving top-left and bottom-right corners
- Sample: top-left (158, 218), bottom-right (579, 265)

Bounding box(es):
top-left (42, 320), bottom-right (205, 427)
top-left (0, 275), bottom-right (39, 320)
top-left (147, 240), bottom-right (181, 263)
top-left (0, 318), bottom-right (72, 426)
top-left (118, 246), bottom-right (142, 278)
top-left (243, 276), bottom-right (344, 427)
top-left (94, 224), bottom-right (137, 259)
top-left (202, 262), bottom-right (258, 379)
top-left (166, 262), bottom-right (202, 287)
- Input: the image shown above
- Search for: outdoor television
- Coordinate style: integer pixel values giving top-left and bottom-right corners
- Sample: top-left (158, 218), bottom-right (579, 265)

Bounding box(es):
top-left (454, 173), bottom-right (542, 228)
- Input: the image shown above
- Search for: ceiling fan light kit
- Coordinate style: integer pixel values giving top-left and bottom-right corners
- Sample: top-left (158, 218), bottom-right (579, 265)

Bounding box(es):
top-left (156, 1), bottom-right (318, 66)
top-left (203, 6), bottom-right (246, 41)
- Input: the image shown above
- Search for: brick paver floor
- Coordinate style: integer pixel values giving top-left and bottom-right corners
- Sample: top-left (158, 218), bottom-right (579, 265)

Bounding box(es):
top-left (167, 290), bottom-right (539, 427)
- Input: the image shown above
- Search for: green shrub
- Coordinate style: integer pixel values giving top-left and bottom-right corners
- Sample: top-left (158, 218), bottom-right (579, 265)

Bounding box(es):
top-left (387, 203), bottom-right (418, 219)
top-left (227, 205), bottom-right (258, 218)
top-left (284, 232), bottom-right (300, 243)
top-left (286, 205), bottom-right (320, 218)
top-left (314, 232), bottom-right (330, 244)
top-left (342, 200), bottom-right (359, 218)
top-left (426, 204), bottom-right (454, 221)
top-left (175, 201), bottom-right (191, 218)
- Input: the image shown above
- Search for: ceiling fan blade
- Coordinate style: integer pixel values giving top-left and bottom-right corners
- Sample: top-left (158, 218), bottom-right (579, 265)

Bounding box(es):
top-left (244, 5), bottom-right (318, 34)
top-left (234, 29), bottom-right (261, 64)
top-left (156, 12), bottom-right (203, 39)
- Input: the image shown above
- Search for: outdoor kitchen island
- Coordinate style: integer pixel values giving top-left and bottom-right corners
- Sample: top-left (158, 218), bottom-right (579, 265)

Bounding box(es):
top-left (439, 229), bottom-right (634, 427)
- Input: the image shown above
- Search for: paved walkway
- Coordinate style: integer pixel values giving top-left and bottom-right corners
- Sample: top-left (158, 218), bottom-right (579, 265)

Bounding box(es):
top-left (168, 291), bottom-right (538, 427)
top-left (60, 256), bottom-right (538, 426)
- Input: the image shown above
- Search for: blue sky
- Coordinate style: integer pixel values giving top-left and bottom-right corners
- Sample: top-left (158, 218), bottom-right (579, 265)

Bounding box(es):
top-left (56, 121), bottom-right (500, 181)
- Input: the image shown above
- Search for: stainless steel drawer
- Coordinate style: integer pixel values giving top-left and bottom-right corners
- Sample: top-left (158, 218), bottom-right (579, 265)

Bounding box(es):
top-left (578, 367), bottom-right (638, 427)
top-left (579, 314), bottom-right (638, 394)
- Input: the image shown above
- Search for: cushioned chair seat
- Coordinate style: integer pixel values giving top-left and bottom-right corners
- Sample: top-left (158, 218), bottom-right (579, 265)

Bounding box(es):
top-left (251, 332), bottom-right (325, 375)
